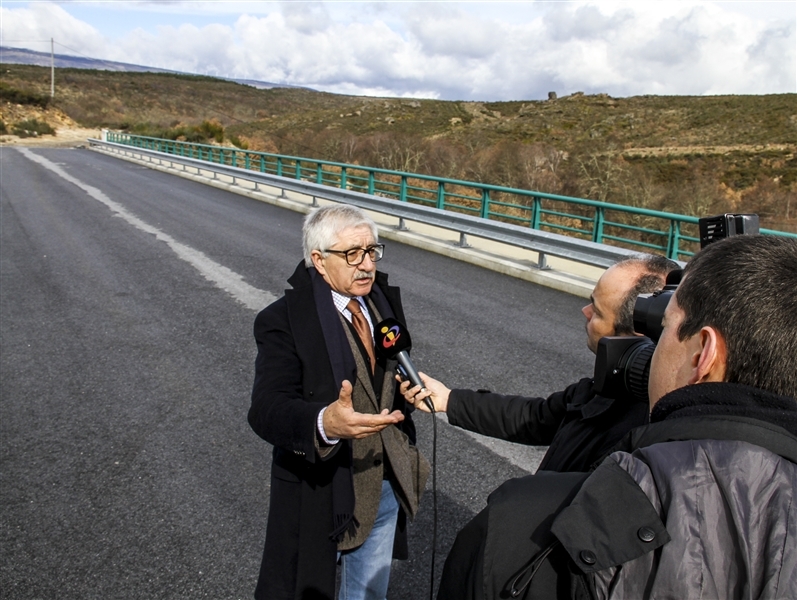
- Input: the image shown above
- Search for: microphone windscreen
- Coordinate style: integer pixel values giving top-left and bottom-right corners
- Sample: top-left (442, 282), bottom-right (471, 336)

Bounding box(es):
top-left (374, 318), bottom-right (412, 359)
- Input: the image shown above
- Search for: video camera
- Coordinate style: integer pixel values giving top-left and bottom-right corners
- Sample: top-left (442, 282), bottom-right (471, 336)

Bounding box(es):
top-left (592, 213), bottom-right (759, 404)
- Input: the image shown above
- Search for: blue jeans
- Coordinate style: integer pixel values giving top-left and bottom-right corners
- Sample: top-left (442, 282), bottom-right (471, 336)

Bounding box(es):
top-left (339, 480), bottom-right (400, 600)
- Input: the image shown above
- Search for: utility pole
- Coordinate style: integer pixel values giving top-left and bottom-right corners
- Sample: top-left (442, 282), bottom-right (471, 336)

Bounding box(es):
top-left (50, 38), bottom-right (55, 98)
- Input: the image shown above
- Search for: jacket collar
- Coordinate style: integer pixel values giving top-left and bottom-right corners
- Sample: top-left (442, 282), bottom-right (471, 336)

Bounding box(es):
top-left (625, 383), bottom-right (797, 464)
top-left (652, 382), bottom-right (797, 436)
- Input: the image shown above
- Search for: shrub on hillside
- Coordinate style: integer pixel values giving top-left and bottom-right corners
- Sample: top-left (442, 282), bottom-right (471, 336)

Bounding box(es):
top-left (229, 135), bottom-right (248, 149)
top-left (0, 82), bottom-right (51, 108)
top-left (12, 119), bottom-right (56, 138)
top-left (198, 120), bottom-right (224, 143)
top-left (125, 119), bottom-right (225, 144)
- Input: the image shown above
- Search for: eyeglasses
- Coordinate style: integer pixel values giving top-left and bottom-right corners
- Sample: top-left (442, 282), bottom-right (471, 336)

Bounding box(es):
top-left (323, 244), bottom-right (385, 266)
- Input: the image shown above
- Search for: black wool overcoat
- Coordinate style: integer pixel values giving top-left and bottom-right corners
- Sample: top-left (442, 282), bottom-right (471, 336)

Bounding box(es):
top-left (248, 261), bottom-right (417, 600)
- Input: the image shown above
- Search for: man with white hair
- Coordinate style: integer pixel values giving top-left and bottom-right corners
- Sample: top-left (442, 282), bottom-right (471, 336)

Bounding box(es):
top-left (248, 204), bottom-right (429, 600)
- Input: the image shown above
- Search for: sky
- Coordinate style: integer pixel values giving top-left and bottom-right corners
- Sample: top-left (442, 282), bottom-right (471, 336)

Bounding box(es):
top-left (1, 1), bottom-right (795, 101)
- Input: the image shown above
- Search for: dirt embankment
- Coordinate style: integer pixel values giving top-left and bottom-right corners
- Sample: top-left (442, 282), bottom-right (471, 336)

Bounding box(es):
top-left (1, 103), bottom-right (102, 148)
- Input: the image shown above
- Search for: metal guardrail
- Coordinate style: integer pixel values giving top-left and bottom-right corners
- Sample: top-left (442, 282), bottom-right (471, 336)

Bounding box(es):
top-left (100, 132), bottom-right (797, 261)
top-left (89, 138), bottom-right (644, 270)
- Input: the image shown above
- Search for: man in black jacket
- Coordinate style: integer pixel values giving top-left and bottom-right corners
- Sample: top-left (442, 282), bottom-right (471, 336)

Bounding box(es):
top-left (248, 204), bottom-right (428, 600)
top-left (438, 235), bottom-right (797, 599)
top-left (403, 254), bottom-right (679, 472)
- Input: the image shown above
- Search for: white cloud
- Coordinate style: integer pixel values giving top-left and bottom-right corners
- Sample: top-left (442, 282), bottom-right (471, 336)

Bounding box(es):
top-left (1, 1), bottom-right (794, 100)
top-left (744, 19), bottom-right (797, 93)
top-left (542, 3), bottom-right (635, 42)
top-left (1, 2), bottom-right (105, 55)
top-left (405, 5), bottom-right (499, 59)
top-left (117, 22), bottom-right (240, 76)
top-left (280, 1), bottom-right (331, 35)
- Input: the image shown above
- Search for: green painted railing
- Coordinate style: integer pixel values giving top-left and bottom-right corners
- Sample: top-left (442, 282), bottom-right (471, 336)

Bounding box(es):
top-left (106, 132), bottom-right (795, 261)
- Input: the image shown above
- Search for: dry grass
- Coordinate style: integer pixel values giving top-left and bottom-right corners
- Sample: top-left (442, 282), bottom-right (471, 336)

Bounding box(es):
top-left (2, 63), bottom-right (795, 232)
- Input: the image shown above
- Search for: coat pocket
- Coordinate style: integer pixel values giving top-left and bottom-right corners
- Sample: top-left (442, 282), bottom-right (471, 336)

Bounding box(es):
top-left (271, 448), bottom-right (303, 483)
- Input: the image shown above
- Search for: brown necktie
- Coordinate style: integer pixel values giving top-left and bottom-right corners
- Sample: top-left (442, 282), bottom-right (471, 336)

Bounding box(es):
top-left (347, 298), bottom-right (376, 373)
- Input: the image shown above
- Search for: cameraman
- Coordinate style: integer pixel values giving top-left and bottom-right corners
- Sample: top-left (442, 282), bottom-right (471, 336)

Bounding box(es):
top-left (402, 254), bottom-right (679, 472)
top-left (438, 234), bottom-right (797, 599)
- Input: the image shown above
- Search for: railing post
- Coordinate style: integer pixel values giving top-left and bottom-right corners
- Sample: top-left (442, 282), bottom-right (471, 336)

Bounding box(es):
top-left (368, 172), bottom-right (375, 195)
top-left (531, 196), bottom-right (542, 229)
top-left (593, 206), bottom-right (605, 243)
top-left (400, 177), bottom-right (408, 202)
top-left (295, 160), bottom-right (302, 180)
top-left (260, 155), bottom-right (265, 173)
top-left (317, 164), bottom-right (323, 184)
top-left (481, 189), bottom-right (490, 219)
top-left (437, 182), bottom-right (446, 210)
top-left (667, 219), bottom-right (682, 260)
top-left (340, 167), bottom-right (347, 189)
top-left (277, 158), bottom-right (283, 177)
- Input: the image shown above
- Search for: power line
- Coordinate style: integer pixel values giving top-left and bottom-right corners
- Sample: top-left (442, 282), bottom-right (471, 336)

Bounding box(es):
top-left (52, 40), bottom-right (103, 62)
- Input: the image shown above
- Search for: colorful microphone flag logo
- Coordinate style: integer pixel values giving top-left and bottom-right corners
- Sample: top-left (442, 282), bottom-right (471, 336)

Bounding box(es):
top-left (380, 325), bottom-right (401, 348)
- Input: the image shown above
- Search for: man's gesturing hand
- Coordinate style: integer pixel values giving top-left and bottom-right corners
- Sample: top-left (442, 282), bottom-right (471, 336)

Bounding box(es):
top-left (323, 380), bottom-right (405, 439)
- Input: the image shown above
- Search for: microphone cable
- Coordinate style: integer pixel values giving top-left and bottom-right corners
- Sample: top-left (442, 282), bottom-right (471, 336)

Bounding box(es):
top-left (422, 392), bottom-right (438, 600)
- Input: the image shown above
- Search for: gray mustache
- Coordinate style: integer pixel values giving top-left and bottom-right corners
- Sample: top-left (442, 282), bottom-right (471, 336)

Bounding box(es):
top-left (354, 271), bottom-right (375, 281)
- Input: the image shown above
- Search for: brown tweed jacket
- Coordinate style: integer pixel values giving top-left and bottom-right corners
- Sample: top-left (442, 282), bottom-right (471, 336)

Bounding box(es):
top-left (337, 300), bottom-right (430, 550)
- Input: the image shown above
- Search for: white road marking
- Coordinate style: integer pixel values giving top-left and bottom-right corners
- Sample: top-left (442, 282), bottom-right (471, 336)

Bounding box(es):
top-left (18, 148), bottom-right (276, 311)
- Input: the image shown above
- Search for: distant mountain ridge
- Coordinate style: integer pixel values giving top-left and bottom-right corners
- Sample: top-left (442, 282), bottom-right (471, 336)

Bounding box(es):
top-left (0, 46), bottom-right (301, 90)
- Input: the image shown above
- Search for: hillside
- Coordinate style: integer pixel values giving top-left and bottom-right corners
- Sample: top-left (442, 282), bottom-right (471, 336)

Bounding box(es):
top-left (2, 64), bottom-right (795, 232)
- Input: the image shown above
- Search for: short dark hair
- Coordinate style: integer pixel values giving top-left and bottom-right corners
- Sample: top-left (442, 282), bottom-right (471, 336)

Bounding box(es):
top-left (614, 255), bottom-right (680, 335)
top-left (676, 235), bottom-right (797, 399)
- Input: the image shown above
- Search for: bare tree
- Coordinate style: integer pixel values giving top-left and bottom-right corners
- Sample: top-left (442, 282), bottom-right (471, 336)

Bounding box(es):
top-left (575, 150), bottom-right (627, 202)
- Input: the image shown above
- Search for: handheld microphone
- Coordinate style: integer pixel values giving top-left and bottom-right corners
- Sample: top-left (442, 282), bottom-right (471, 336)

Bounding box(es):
top-left (374, 318), bottom-right (433, 411)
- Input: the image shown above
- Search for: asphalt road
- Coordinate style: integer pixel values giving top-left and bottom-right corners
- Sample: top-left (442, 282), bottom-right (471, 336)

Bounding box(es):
top-left (0, 147), bottom-right (595, 599)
